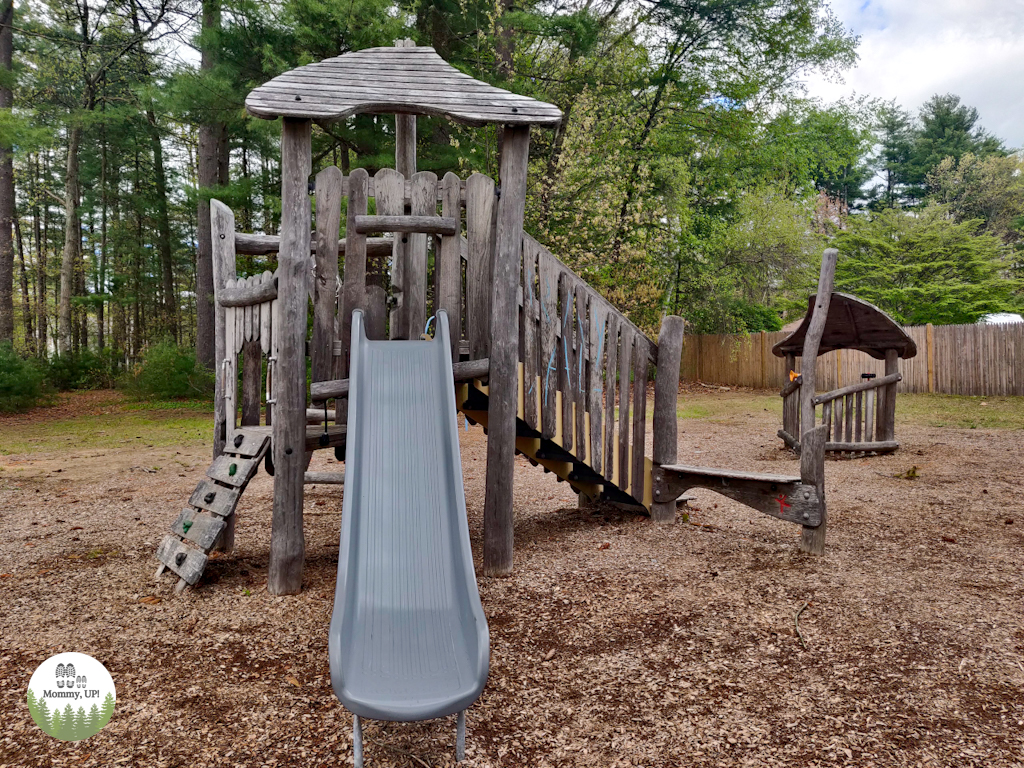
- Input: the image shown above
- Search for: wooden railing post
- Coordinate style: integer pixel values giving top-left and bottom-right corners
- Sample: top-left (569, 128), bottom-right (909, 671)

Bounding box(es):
top-left (211, 200), bottom-right (237, 459)
top-left (268, 117), bottom-right (311, 596)
top-left (799, 249), bottom-right (838, 443)
top-left (652, 316), bottom-right (685, 522)
top-left (483, 125), bottom-right (530, 577)
top-left (799, 424), bottom-right (828, 555)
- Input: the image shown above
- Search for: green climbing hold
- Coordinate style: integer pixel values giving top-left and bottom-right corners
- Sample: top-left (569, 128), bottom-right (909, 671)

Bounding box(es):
top-left (228, 463), bottom-right (238, 477)
top-left (182, 520), bottom-right (193, 534)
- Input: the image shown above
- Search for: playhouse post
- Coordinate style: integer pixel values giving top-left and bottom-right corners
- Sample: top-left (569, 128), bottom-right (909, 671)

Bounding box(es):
top-left (483, 124), bottom-right (530, 577)
top-left (268, 117), bottom-right (311, 595)
top-left (210, 200), bottom-right (236, 459)
top-left (798, 248), bottom-right (837, 440)
top-left (652, 315), bottom-right (685, 523)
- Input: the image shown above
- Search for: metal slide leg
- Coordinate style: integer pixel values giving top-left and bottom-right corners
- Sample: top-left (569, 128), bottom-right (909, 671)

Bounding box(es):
top-left (353, 714), bottom-right (363, 768)
top-left (456, 710), bottom-right (466, 762)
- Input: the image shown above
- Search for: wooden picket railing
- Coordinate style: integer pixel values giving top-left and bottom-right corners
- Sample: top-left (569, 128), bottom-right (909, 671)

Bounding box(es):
top-left (215, 169), bottom-right (662, 508)
top-left (780, 373), bottom-right (901, 454)
top-left (519, 233), bottom-right (658, 504)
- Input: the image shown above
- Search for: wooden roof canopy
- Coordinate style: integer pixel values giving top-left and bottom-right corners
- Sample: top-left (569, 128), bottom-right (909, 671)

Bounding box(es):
top-left (245, 45), bottom-right (563, 127)
top-left (772, 292), bottom-right (918, 360)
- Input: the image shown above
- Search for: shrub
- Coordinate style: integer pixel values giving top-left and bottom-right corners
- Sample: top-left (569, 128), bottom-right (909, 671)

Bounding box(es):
top-left (45, 348), bottom-right (120, 390)
top-left (129, 342), bottom-right (214, 400)
top-left (0, 343), bottom-right (47, 413)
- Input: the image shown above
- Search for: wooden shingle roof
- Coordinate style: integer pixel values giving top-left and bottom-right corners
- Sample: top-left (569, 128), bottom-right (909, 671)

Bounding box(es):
top-left (245, 46), bottom-right (563, 127)
top-left (772, 292), bottom-right (918, 360)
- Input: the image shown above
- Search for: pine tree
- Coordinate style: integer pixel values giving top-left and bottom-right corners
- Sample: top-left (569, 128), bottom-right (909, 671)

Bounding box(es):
top-left (73, 705), bottom-right (88, 740)
top-left (86, 702), bottom-right (101, 737)
top-left (98, 692), bottom-right (115, 728)
top-left (61, 703), bottom-right (75, 740)
top-left (49, 706), bottom-right (63, 737)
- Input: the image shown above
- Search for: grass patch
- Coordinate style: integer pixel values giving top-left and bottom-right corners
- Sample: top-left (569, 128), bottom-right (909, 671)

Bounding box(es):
top-left (0, 405), bottom-right (212, 456)
top-left (896, 394), bottom-right (1024, 430)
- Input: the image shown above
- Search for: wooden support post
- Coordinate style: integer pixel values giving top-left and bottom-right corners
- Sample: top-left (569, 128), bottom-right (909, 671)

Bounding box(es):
top-left (389, 40), bottom-right (417, 340)
top-left (313, 166), bottom-right (343, 383)
top-left (799, 424), bottom-right (828, 555)
top-left (799, 249), bottom-right (838, 442)
top-left (211, 200), bottom-right (237, 458)
top-left (652, 316), bottom-right (684, 523)
top-left (483, 125), bottom-right (530, 578)
top-left (268, 118), bottom-right (311, 596)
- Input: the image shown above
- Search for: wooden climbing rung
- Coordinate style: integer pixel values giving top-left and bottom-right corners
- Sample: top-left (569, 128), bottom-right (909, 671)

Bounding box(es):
top-left (155, 535), bottom-right (209, 586)
top-left (189, 479), bottom-right (242, 517)
top-left (226, 431), bottom-right (271, 459)
top-left (170, 508), bottom-right (227, 551)
top-left (207, 455), bottom-right (260, 487)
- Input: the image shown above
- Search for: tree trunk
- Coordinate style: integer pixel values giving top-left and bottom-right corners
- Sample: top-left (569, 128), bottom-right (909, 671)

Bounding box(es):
top-left (35, 154), bottom-right (47, 356)
top-left (0, 0), bottom-right (14, 344)
top-left (195, 0), bottom-right (222, 368)
top-left (16, 214), bottom-right (34, 352)
top-left (58, 126), bottom-right (82, 355)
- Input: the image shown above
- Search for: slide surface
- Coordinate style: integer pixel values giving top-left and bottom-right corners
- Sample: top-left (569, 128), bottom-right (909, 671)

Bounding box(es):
top-left (329, 310), bottom-right (489, 722)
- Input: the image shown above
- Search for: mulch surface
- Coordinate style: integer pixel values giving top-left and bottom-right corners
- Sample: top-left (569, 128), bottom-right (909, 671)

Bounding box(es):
top-left (1, 391), bottom-right (1022, 767)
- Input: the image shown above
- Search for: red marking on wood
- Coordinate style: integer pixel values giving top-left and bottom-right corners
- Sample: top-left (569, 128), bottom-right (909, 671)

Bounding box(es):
top-left (776, 494), bottom-right (791, 515)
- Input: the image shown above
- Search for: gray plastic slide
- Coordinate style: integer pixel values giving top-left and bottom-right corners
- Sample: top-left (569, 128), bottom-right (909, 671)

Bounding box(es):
top-left (329, 309), bottom-right (489, 764)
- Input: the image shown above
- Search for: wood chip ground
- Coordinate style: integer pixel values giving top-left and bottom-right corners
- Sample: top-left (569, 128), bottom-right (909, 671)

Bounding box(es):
top-left (1, 389), bottom-right (1022, 767)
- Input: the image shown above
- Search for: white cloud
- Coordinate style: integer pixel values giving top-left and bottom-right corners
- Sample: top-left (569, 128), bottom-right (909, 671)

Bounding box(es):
top-left (804, 0), bottom-right (1024, 149)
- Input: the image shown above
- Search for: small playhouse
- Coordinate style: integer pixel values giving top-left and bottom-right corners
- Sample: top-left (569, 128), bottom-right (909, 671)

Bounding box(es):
top-left (775, 268), bottom-right (918, 456)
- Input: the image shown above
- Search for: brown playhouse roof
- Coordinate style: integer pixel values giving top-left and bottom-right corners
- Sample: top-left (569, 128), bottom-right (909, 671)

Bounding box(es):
top-left (245, 46), bottom-right (563, 127)
top-left (772, 292), bottom-right (918, 360)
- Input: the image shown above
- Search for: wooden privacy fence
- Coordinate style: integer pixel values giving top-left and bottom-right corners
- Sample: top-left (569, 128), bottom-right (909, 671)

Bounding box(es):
top-left (683, 322), bottom-right (1024, 396)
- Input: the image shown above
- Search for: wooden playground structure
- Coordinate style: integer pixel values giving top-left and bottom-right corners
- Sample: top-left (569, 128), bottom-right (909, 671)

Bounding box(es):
top-left (776, 259), bottom-right (918, 456)
top-left (154, 43), bottom-right (832, 597)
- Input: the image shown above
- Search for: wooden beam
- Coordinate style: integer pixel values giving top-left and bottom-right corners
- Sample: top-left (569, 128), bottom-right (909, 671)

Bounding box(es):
top-left (812, 372), bottom-right (901, 405)
top-left (268, 118), bottom-right (311, 596)
top-left (233, 232), bottom-right (392, 257)
top-left (353, 214), bottom-right (458, 235)
top-left (483, 125), bottom-right (530, 577)
top-left (651, 315), bottom-right (684, 523)
top-left (218, 276), bottom-right (277, 307)
top-left (310, 357), bottom-right (489, 401)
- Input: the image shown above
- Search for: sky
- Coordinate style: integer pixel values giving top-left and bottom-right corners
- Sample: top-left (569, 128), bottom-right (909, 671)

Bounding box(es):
top-left (802, 0), bottom-right (1024, 151)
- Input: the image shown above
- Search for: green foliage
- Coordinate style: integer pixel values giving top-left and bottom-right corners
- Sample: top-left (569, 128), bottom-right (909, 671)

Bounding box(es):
top-left (832, 205), bottom-right (1020, 325)
top-left (128, 342), bottom-right (214, 400)
top-left (0, 343), bottom-right (47, 412)
top-left (44, 349), bottom-right (120, 391)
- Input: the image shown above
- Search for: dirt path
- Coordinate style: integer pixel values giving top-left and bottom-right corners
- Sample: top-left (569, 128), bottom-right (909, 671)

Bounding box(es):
top-left (1, 392), bottom-right (1022, 767)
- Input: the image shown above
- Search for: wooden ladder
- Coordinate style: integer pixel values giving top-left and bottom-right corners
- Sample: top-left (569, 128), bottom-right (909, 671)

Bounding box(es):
top-left (154, 429), bottom-right (271, 594)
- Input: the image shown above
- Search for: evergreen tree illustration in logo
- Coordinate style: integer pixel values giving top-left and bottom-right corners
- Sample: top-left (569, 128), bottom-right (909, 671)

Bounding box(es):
top-left (27, 653), bottom-right (116, 741)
